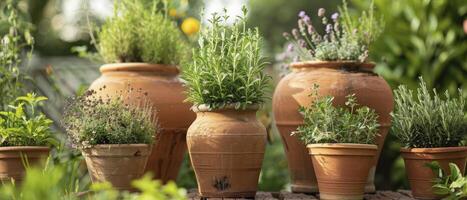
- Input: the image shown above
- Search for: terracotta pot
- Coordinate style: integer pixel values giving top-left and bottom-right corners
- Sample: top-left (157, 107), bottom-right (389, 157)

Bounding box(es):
top-left (187, 105), bottom-right (267, 198)
top-left (400, 147), bottom-right (467, 200)
top-left (308, 143), bottom-right (377, 200)
top-left (273, 61), bottom-right (393, 193)
top-left (0, 146), bottom-right (50, 183)
top-left (82, 144), bottom-right (151, 190)
top-left (89, 63), bottom-right (195, 182)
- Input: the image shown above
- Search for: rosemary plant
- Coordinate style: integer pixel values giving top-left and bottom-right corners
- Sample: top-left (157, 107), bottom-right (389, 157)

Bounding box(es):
top-left (391, 78), bottom-right (466, 148)
top-left (183, 7), bottom-right (270, 109)
top-left (295, 87), bottom-right (380, 144)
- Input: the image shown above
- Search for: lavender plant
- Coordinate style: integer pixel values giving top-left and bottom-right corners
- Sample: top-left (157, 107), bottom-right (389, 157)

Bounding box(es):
top-left (283, 0), bottom-right (383, 62)
top-left (294, 86), bottom-right (380, 144)
top-left (182, 7), bottom-right (270, 109)
top-left (62, 88), bottom-right (157, 149)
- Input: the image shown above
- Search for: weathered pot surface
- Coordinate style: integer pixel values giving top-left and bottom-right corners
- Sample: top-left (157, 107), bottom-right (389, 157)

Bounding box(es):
top-left (89, 63), bottom-right (195, 182)
top-left (187, 104), bottom-right (266, 198)
top-left (0, 146), bottom-right (50, 183)
top-left (82, 144), bottom-right (151, 191)
top-left (308, 143), bottom-right (377, 200)
top-left (400, 146), bottom-right (467, 200)
top-left (273, 60), bottom-right (393, 193)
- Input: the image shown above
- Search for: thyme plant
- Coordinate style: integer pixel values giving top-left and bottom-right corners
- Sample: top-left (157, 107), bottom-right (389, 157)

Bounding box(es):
top-left (283, 0), bottom-right (383, 62)
top-left (183, 7), bottom-right (270, 109)
top-left (62, 88), bottom-right (157, 149)
top-left (96, 0), bottom-right (188, 65)
top-left (0, 93), bottom-right (56, 146)
top-left (391, 78), bottom-right (466, 148)
top-left (295, 87), bottom-right (380, 144)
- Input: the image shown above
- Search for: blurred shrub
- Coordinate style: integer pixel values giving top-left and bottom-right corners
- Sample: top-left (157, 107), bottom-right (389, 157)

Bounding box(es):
top-left (353, 0), bottom-right (467, 94)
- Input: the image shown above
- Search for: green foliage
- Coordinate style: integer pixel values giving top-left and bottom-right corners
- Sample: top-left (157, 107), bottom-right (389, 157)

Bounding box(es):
top-left (283, 0), bottom-right (383, 62)
top-left (352, 0), bottom-right (467, 95)
top-left (0, 0), bottom-right (34, 110)
top-left (0, 93), bottom-right (56, 146)
top-left (391, 78), bottom-right (466, 148)
top-left (426, 161), bottom-right (467, 200)
top-left (96, 0), bottom-right (188, 64)
top-left (63, 89), bottom-right (156, 149)
top-left (295, 87), bottom-right (380, 144)
top-left (183, 7), bottom-right (271, 109)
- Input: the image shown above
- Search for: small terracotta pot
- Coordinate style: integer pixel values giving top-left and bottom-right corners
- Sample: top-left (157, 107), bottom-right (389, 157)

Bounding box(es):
top-left (81, 144), bottom-right (151, 190)
top-left (400, 146), bottom-right (467, 200)
top-left (308, 143), bottom-right (377, 200)
top-left (0, 146), bottom-right (50, 183)
top-left (89, 63), bottom-right (195, 182)
top-left (273, 61), bottom-right (393, 193)
top-left (187, 105), bottom-right (267, 198)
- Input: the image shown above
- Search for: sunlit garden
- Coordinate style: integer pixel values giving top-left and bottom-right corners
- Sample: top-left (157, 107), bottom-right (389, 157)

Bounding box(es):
top-left (0, 0), bottom-right (466, 199)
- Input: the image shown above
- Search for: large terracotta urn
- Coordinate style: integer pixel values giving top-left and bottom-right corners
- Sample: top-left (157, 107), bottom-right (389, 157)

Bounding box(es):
top-left (89, 63), bottom-right (195, 182)
top-left (272, 61), bottom-right (393, 193)
top-left (187, 105), bottom-right (266, 198)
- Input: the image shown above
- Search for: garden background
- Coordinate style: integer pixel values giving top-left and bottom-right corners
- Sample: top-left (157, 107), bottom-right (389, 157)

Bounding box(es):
top-left (0, 0), bottom-right (465, 192)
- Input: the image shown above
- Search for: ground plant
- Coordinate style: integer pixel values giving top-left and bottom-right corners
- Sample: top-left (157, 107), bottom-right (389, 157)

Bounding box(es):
top-left (183, 7), bottom-right (270, 109)
top-left (426, 161), bottom-right (467, 200)
top-left (283, 0), bottom-right (383, 62)
top-left (0, 93), bottom-right (56, 147)
top-left (62, 88), bottom-right (156, 149)
top-left (294, 86), bottom-right (380, 144)
top-left (95, 0), bottom-right (188, 65)
top-left (391, 78), bottom-right (466, 148)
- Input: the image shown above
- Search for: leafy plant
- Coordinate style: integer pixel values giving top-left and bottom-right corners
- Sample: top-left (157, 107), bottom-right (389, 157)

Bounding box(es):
top-left (294, 86), bottom-right (380, 144)
top-left (0, 1), bottom-right (34, 110)
top-left (283, 0), bottom-right (383, 62)
top-left (95, 0), bottom-right (188, 64)
top-left (62, 88), bottom-right (156, 149)
top-left (426, 161), bottom-right (467, 200)
top-left (0, 93), bottom-right (56, 147)
top-left (183, 7), bottom-right (271, 109)
top-left (391, 77), bottom-right (466, 148)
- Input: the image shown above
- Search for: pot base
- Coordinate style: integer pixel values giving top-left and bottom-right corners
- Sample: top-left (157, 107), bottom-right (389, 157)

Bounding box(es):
top-left (320, 193), bottom-right (363, 200)
top-left (291, 184), bottom-right (318, 194)
top-left (199, 191), bottom-right (256, 198)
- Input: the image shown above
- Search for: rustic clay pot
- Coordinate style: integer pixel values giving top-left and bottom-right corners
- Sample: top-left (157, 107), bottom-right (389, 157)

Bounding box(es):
top-left (400, 147), bottom-right (467, 200)
top-left (308, 143), bottom-right (377, 200)
top-left (0, 146), bottom-right (50, 183)
top-left (187, 105), bottom-right (267, 198)
top-left (273, 61), bottom-right (393, 193)
top-left (89, 63), bottom-right (195, 182)
top-left (82, 144), bottom-right (151, 190)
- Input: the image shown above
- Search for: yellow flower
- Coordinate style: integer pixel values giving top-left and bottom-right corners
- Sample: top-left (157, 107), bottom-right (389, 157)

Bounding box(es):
top-left (169, 9), bottom-right (178, 17)
top-left (181, 17), bottom-right (200, 36)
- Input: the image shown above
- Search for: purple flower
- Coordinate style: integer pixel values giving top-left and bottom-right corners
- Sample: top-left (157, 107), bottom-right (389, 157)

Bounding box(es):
top-left (307, 25), bottom-right (315, 34)
top-left (287, 43), bottom-right (294, 52)
top-left (283, 32), bottom-right (291, 39)
top-left (292, 28), bottom-right (300, 39)
top-left (298, 11), bottom-right (306, 18)
top-left (318, 8), bottom-right (325, 17)
top-left (303, 15), bottom-right (312, 26)
top-left (325, 24), bottom-right (333, 33)
top-left (331, 12), bottom-right (339, 21)
top-left (299, 39), bottom-right (306, 48)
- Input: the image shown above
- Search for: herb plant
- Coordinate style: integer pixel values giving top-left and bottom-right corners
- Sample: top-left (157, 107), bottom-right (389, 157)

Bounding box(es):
top-left (183, 7), bottom-right (270, 109)
top-left (95, 0), bottom-right (188, 65)
top-left (294, 87), bottom-right (380, 144)
top-left (62, 88), bottom-right (156, 149)
top-left (391, 78), bottom-right (466, 148)
top-left (283, 0), bottom-right (383, 62)
top-left (0, 93), bottom-right (56, 147)
top-left (426, 161), bottom-right (467, 200)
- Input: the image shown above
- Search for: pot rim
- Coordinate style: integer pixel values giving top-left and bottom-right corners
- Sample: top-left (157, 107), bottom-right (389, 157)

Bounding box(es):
top-left (0, 146), bottom-right (50, 151)
top-left (191, 104), bottom-right (260, 112)
top-left (83, 144), bottom-right (151, 149)
top-left (290, 60), bottom-right (375, 70)
top-left (307, 143), bottom-right (377, 150)
top-left (100, 62), bottom-right (179, 74)
top-left (400, 146), bottom-right (467, 153)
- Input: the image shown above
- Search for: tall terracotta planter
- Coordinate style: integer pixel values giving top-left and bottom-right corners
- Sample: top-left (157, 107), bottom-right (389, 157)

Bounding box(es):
top-left (82, 144), bottom-right (151, 190)
top-left (89, 63), bottom-right (195, 182)
top-left (273, 61), bottom-right (393, 193)
top-left (308, 144), bottom-right (377, 200)
top-left (187, 105), bottom-right (266, 198)
top-left (0, 146), bottom-right (50, 183)
top-left (400, 147), bottom-right (467, 200)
